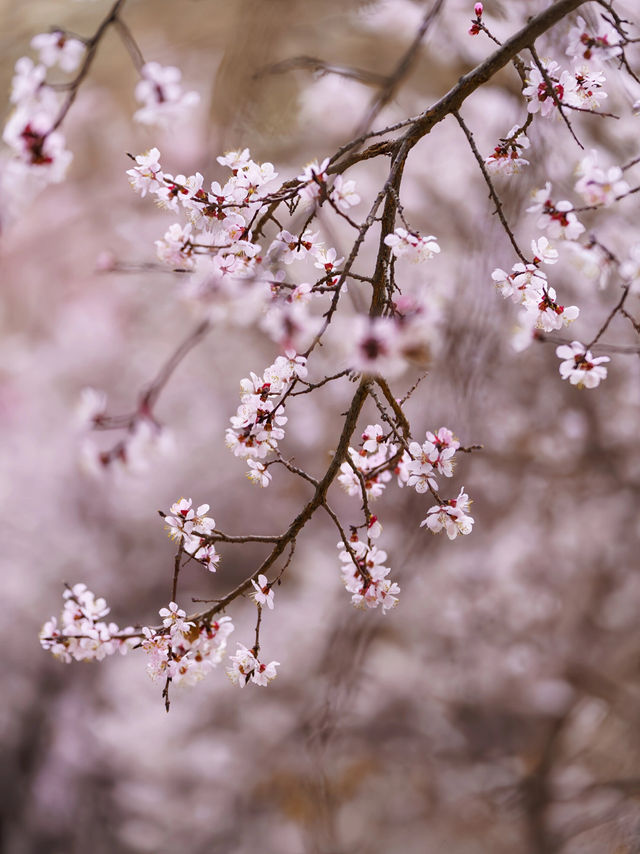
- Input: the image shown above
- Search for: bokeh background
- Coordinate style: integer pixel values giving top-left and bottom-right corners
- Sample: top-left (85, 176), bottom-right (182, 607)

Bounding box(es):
top-left (2, 1), bottom-right (640, 852)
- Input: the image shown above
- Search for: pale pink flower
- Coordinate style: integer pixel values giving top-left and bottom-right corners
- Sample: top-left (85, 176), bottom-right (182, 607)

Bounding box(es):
top-left (31, 31), bottom-right (85, 72)
top-left (556, 341), bottom-right (609, 388)
top-left (251, 574), bottom-right (274, 609)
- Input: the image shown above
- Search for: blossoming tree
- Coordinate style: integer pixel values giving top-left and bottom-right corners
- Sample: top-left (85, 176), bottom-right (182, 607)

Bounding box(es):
top-left (4, 0), bottom-right (640, 849)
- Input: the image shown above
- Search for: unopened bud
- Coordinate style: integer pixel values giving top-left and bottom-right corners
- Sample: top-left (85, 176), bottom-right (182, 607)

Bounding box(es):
top-left (474, 2), bottom-right (483, 16)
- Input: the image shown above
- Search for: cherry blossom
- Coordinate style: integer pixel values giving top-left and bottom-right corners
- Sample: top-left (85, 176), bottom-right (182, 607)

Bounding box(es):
top-left (251, 574), bottom-right (275, 610)
top-left (574, 151), bottom-right (629, 207)
top-left (330, 175), bottom-right (361, 211)
top-left (227, 644), bottom-right (279, 687)
top-left (337, 538), bottom-right (400, 612)
top-left (556, 341), bottom-right (610, 388)
top-left (75, 387), bottom-right (107, 428)
top-left (39, 585), bottom-right (136, 663)
top-left (566, 15), bottom-right (620, 66)
top-left (346, 315), bottom-right (406, 378)
top-left (527, 183), bottom-right (585, 240)
top-left (420, 488), bottom-right (474, 539)
top-left (164, 498), bottom-right (216, 553)
top-left (269, 229), bottom-right (322, 264)
top-left (484, 125), bottom-right (530, 175)
top-left (384, 227), bottom-right (440, 262)
top-left (297, 157), bottom-right (330, 202)
top-left (492, 263), bottom-right (548, 305)
top-left (523, 60), bottom-right (576, 117)
top-left (126, 148), bottom-right (164, 197)
top-left (134, 61), bottom-right (199, 126)
top-left (531, 236), bottom-right (559, 265)
top-left (31, 31), bottom-right (85, 72)
top-left (571, 64), bottom-right (608, 109)
top-left (246, 459), bottom-right (272, 488)
top-left (620, 244), bottom-right (640, 291)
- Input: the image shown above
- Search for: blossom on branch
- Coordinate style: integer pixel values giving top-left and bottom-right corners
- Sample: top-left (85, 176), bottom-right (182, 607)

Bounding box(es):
top-left (134, 61), bottom-right (199, 126)
top-left (556, 341), bottom-right (610, 388)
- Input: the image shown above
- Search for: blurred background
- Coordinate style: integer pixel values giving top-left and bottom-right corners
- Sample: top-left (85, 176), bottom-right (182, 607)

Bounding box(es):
top-left (2, 1), bottom-right (640, 852)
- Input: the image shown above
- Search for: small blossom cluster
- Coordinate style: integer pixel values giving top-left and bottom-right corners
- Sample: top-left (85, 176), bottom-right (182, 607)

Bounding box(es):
top-left (76, 387), bottom-right (174, 476)
top-left (492, 238), bottom-right (579, 339)
top-left (226, 352), bottom-right (307, 479)
top-left (164, 498), bottom-right (220, 571)
top-left (420, 487), bottom-right (474, 539)
top-left (485, 125), bottom-right (530, 176)
top-left (227, 643), bottom-right (279, 687)
top-left (295, 157), bottom-right (361, 210)
top-left (527, 182), bottom-right (585, 240)
top-left (338, 424), bottom-right (473, 546)
top-left (574, 150), bottom-right (629, 208)
top-left (566, 15), bottom-right (621, 66)
top-left (405, 427), bottom-right (460, 493)
top-left (344, 298), bottom-right (438, 378)
top-left (3, 55), bottom-right (74, 192)
top-left (523, 54), bottom-right (609, 117)
top-left (384, 227), bottom-right (440, 263)
top-left (134, 61), bottom-right (199, 127)
top-left (142, 603), bottom-right (234, 684)
top-left (404, 428), bottom-right (475, 540)
top-left (338, 424), bottom-right (398, 500)
top-left (128, 147), bottom-right (363, 354)
top-left (128, 147), bottom-right (274, 285)
top-left (556, 341), bottom-right (610, 389)
top-left (468, 2), bottom-right (484, 36)
top-left (337, 536), bottom-right (400, 611)
top-left (39, 584), bottom-right (134, 663)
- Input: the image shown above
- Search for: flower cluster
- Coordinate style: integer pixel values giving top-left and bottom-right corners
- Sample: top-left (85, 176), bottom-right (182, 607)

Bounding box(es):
top-left (127, 146), bottom-right (359, 349)
top-left (384, 227), bottom-right (440, 263)
top-left (492, 239), bottom-right (579, 339)
top-left (3, 56), bottom-right (73, 193)
top-left (134, 61), bottom-right (199, 127)
top-left (527, 182), bottom-right (585, 241)
top-left (226, 352), bottom-right (307, 476)
top-left (75, 387), bottom-right (174, 476)
top-left (406, 427), bottom-right (460, 493)
top-left (338, 536), bottom-right (400, 612)
top-left (574, 150), bottom-right (629, 208)
top-left (343, 303), bottom-right (439, 379)
top-left (566, 15), bottom-right (620, 66)
top-left (484, 125), bottom-right (530, 176)
top-left (523, 54), bottom-right (608, 117)
top-left (338, 422), bottom-right (472, 558)
top-left (31, 30), bottom-right (85, 72)
top-left (39, 584), bottom-right (134, 663)
top-left (420, 487), bottom-right (474, 539)
top-left (556, 341), bottom-right (610, 389)
top-left (164, 498), bottom-right (219, 571)
top-left (142, 604), bottom-right (234, 684)
top-left (338, 424), bottom-right (398, 500)
top-left (227, 644), bottom-right (279, 687)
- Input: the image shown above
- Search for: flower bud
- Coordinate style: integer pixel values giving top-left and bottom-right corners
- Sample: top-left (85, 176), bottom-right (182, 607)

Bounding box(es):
top-left (474, 2), bottom-right (483, 16)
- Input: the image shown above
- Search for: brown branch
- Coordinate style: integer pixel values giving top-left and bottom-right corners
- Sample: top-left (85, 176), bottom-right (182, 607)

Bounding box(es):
top-left (187, 377), bottom-right (372, 624)
top-left (355, 0), bottom-right (446, 137)
top-left (528, 44), bottom-right (584, 149)
top-left (586, 284), bottom-right (630, 348)
top-left (256, 56), bottom-right (388, 87)
top-left (454, 110), bottom-right (527, 263)
top-left (49, 0), bottom-right (130, 133)
top-left (397, 0), bottom-right (589, 150)
top-left (140, 319), bottom-right (212, 411)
